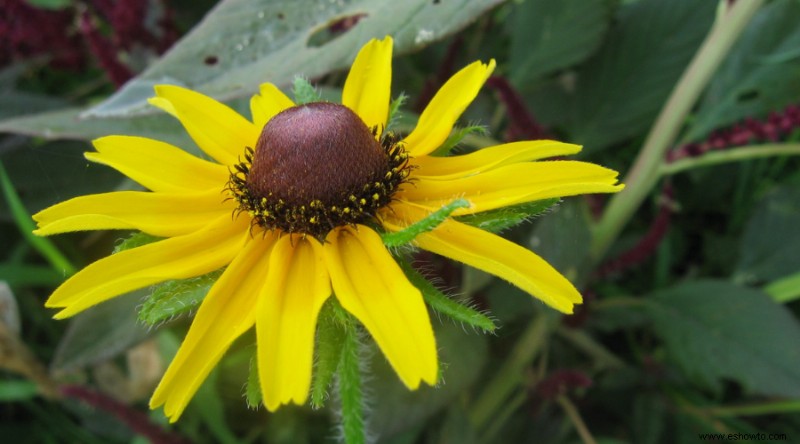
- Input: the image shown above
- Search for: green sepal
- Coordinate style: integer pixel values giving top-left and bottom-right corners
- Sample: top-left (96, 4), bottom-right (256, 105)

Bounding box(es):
top-left (455, 198), bottom-right (560, 233)
top-left (311, 298), bottom-right (347, 409)
top-left (430, 124), bottom-right (487, 157)
top-left (386, 93), bottom-right (408, 132)
top-left (137, 269), bottom-right (223, 325)
top-left (293, 77), bottom-right (321, 104)
top-left (398, 258), bottom-right (496, 333)
top-left (245, 349), bottom-right (262, 409)
top-left (381, 198), bottom-right (470, 247)
top-left (113, 231), bottom-right (161, 253)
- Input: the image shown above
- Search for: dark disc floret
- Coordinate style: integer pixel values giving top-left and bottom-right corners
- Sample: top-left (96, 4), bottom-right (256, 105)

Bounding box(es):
top-left (227, 102), bottom-right (412, 241)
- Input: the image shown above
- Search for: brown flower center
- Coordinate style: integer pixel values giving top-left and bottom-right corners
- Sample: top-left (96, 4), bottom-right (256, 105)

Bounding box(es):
top-left (227, 102), bottom-right (411, 240)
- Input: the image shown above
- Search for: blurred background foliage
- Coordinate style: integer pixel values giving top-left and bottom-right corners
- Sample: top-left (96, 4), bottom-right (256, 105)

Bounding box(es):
top-left (1, 0), bottom-right (800, 443)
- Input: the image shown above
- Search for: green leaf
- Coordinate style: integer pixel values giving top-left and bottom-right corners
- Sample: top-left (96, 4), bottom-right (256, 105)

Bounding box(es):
top-left (51, 290), bottom-right (150, 372)
top-left (368, 320), bottom-right (488, 436)
top-left (642, 280), bottom-right (800, 397)
top-left (138, 269), bottom-right (223, 326)
top-left (381, 198), bottom-right (470, 247)
top-left (386, 93), bottom-right (408, 132)
top-left (311, 299), bottom-right (346, 409)
top-left (0, 380), bottom-right (38, 402)
top-left (0, 107), bottom-right (197, 156)
top-left (530, 198), bottom-right (591, 284)
top-left (292, 77), bottom-right (321, 104)
top-left (507, 0), bottom-right (611, 86)
top-left (455, 198), bottom-right (559, 233)
top-left (734, 186), bottom-right (800, 284)
top-left (764, 271), bottom-right (800, 303)
top-left (398, 258), bottom-right (496, 333)
top-left (530, 0), bottom-right (716, 152)
top-left (683, 0), bottom-right (800, 143)
top-left (81, 0), bottom-right (506, 119)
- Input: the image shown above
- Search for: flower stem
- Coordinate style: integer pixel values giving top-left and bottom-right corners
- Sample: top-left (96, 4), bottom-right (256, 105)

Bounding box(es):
top-left (659, 143), bottom-right (800, 176)
top-left (590, 0), bottom-right (765, 260)
top-left (0, 160), bottom-right (76, 276)
top-left (468, 311), bottom-right (552, 430)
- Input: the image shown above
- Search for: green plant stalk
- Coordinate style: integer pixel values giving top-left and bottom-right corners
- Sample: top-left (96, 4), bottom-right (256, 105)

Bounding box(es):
top-left (659, 144), bottom-right (800, 176)
top-left (591, 0), bottom-right (766, 260)
top-left (337, 315), bottom-right (364, 444)
top-left (468, 310), bottom-right (552, 429)
top-left (0, 160), bottom-right (76, 276)
top-left (557, 395), bottom-right (598, 444)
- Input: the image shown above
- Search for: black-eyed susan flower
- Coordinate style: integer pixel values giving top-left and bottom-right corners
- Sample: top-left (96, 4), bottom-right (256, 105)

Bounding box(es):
top-left (33, 36), bottom-right (623, 420)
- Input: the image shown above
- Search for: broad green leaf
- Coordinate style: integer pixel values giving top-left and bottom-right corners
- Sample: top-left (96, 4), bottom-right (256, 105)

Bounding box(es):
top-left (683, 0), bottom-right (800, 143)
top-left (368, 320), bottom-right (488, 437)
top-left (507, 0), bottom-right (611, 86)
top-left (642, 280), bottom-right (800, 397)
top-left (83, 0), bottom-right (505, 118)
top-left (529, 0), bottom-right (715, 152)
top-left (0, 107), bottom-right (196, 155)
top-left (734, 186), bottom-right (800, 284)
top-left (51, 289), bottom-right (150, 372)
top-left (530, 198), bottom-right (591, 284)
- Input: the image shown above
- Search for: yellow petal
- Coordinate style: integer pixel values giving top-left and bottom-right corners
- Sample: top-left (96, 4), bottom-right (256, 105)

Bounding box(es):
top-left (413, 140), bottom-right (581, 179)
top-left (399, 161), bottom-right (624, 215)
top-left (403, 59), bottom-right (496, 157)
top-left (257, 236), bottom-right (330, 411)
top-left (33, 190), bottom-right (233, 238)
top-left (153, 85), bottom-right (259, 166)
top-left (342, 37), bottom-right (393, 131)
top-left (324, 225), bottom-right (437, 388)
top-left (86, 136), bottom-right (229, 192)
top-left (150, 232), bottom-right (279, 422)
top-left (250, 83), bottom-right (295, 129)
top-left (46, 214), bottom-right (249, 318)
top-left (387, 207), bottom-right (581, 313)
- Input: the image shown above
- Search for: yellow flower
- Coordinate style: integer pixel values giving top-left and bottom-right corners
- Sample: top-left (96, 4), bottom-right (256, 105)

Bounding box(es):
top-left (33, 37), bottom-right (622, 420)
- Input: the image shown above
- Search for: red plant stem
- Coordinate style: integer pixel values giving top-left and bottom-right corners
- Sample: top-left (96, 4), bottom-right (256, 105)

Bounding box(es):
top-left (60, 384), bottom-right (190, 444)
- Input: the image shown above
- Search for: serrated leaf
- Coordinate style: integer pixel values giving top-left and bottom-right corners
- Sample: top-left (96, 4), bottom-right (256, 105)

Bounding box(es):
top-left (381, 198), bottom-right (470, 247)
top-left (454, 198), bottom-right (559, 233)
top-left (684, 0), bottom-right (800, 143)
top-left (82, 0), bottom-right (505, 118)
top-left (398, 258), bottom-right (495, 333)
top-left (642, 280), bottom-right (800, 397)
top-left (507, 0), bottom-right (611, 86)
top-left (138, 269), bottom-right (223, 325)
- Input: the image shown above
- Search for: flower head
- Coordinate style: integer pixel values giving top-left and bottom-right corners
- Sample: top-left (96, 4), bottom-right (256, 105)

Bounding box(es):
top-left (33, 36), bottom-right (623, 420)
